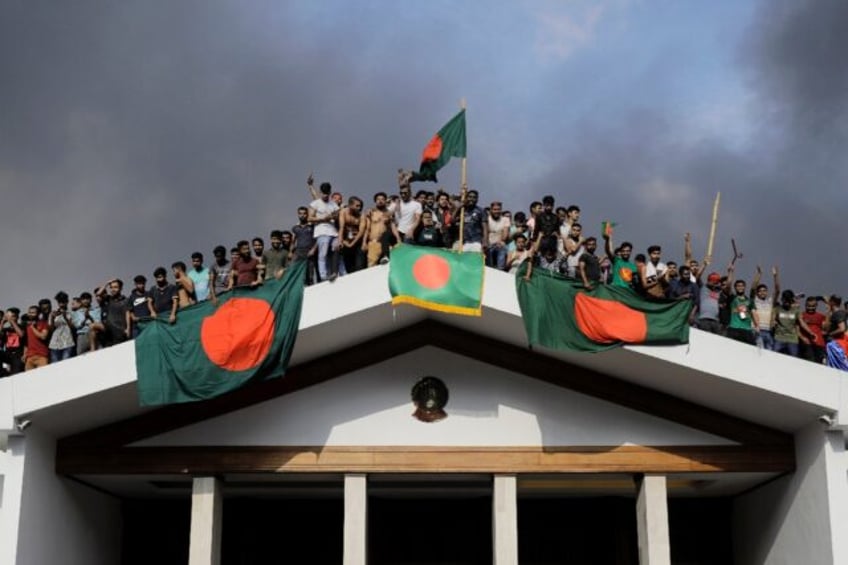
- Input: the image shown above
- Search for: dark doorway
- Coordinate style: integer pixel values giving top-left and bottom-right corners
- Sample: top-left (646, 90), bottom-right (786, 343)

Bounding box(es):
top-left (121, 499), bottom-right (191, 565)
top-left (222, 497), bottom-right (344, 564)
top-left (518, 497), bottom-right (638, 565)
top-left (369, 496), bottom-right (492, 565)
top-left (668, 497), bottom-right (734, 565)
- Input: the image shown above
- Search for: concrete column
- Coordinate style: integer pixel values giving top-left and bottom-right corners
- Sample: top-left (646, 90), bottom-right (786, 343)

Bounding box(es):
top-left (636, 474), bottom-right (670, 565)
top-left (189, 476), bottom-right (223, 565)
top-left (492, 474), bottom-right (518, 565)
top-left (344, 473), bottom-right (367, 565)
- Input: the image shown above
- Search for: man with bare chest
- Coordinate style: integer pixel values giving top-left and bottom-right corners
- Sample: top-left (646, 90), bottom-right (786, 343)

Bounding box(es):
top-left (362, 192), bottom-right (399, 267)
top-left (339, 196), bottom-right (366, 273)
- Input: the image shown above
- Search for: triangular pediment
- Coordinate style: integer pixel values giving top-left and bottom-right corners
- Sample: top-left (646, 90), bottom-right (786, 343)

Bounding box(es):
top-left (132, 346), bottom-right (737, 448)
top-left (57, 321), bottom-right (793, 477)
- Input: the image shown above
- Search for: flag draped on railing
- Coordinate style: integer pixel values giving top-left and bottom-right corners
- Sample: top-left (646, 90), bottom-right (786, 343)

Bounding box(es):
top-left (135, 261), bottom-right (306, 405)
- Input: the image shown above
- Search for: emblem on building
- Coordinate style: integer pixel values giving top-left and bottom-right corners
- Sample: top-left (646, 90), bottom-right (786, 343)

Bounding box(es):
top-left (411, 376), bottom-right (449, 422)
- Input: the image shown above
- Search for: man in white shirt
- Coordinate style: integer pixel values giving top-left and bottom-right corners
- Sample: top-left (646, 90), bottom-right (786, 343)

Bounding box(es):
top-left (642, 245), bottom-right (669, 298)
top-left (389, 185), bottom-right (422, 242)
top-left (308, 181), bottom-right (345, 282)
top-left (486, 201), bottom-right (511, 270)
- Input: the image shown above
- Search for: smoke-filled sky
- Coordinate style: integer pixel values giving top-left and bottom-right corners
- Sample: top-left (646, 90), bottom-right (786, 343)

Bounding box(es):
top-left (2, 0), bottom-right (847, 308)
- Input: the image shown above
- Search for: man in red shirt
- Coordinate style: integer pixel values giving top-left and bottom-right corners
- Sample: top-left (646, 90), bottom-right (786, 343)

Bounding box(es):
top-left (799, 296), bottom-right (827, 364)
top-left (232, 240), bottom-right (263, 287)
top-left (24, 302), bottom-right (50, 371)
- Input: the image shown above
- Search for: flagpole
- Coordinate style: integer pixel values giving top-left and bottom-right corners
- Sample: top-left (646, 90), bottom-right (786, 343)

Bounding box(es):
top-left (458, 98), bottom-right (467, 252)
top-left (706, 192), bottom-right (720, 260)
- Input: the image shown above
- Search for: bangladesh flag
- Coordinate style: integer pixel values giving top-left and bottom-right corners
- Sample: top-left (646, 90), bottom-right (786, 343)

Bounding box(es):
top-left (389, 244), bottom-right (484, 316)
top-left (135, 261), bottom-right (306, 406)
top-left (412, 109), bottom-right (467, 183)
top-left (516, 263), bottom-right (690, 352)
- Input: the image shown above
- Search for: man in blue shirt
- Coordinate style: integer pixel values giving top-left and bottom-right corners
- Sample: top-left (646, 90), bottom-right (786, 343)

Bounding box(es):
top-left (188, 252), bottom-right (212, 302)
top-left (455, 189), bottom-right (488, 253)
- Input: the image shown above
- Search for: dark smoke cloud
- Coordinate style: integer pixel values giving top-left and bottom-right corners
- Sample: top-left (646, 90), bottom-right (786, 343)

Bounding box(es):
top-left (0, 0), bottom-right (846, 310)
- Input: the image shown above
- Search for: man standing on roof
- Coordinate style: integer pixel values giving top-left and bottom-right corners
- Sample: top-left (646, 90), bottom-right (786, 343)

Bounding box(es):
top-left (799, 296), bottom-right (827, 364)
top-left (823, 296), bottom-right (848, 369)
top-left (390, 184), bottom-right (422, 243)
top-left (96, 278), bottom-right (129, 347)
top-left (24, 302), bottom-right (50, 371)
top-left (455, 189), bottom-right (487, 253)
top-left (231, 240), bottom-right (263, 288)
top-left (696, 272), bottom-right (723, 335)
top-left (148, 267), bottom-right (179, 325)
top-left (339, 196), bottom-right (366, 273)
top-left (726, 279), bottom-right (758, 345)
top-left (291, 207), bottom-right (318, 284)
top-left (602, 228), bottom-right (636, 289)
top-left (210, 246), bottom-right (232, 299)
top-left (309, 181), bottom-right (344, 282)
top-left (750, 265), bottom-right (779, 350)
top-left (188, 252), bottom-right (213, 300)
top-left (486, 201), bottom-right (510, 270)
top-left (126, 275), bottom-right (154, 339)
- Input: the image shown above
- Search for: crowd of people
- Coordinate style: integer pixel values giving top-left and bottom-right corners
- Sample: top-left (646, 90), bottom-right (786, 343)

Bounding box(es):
top-left (1, 171), bottom-right (846, 377)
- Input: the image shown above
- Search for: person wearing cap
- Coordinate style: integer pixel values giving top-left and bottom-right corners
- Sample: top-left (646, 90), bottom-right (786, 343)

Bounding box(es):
top-left (696, 272), bottom-right (724, 334)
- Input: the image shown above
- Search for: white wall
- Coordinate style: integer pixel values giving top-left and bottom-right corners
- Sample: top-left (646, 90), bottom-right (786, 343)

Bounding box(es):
top-left (9, 428), bottom-right (122, 565)
top-left (733, 422), bottom-right (848, 565)
top-left (137, 347), bottom-right (734, 447)
top-left (0, 436), bottom-right (25, 565)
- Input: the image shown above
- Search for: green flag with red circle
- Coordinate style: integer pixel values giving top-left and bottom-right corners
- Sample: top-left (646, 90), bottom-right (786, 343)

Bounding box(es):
top-left (412, 110), bottom-right (467, 183)
top-left (135, 260), bottom-right (306, 406)
top-left (389, 244), bottom-right (484, 316)
top-left (516, 263), bottom-right (690, 352)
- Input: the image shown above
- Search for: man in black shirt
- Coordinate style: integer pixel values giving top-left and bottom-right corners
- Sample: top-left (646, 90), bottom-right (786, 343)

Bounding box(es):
top-left (126, 275), bottom-right (153, 338)
top-left (578, 237), bottom-right (602, 290)
top-left (149, 267), bottom-right (179, 324)
top-left (96, 278), bottom-right (129, 346)
top-left (535, 195), bottom-right (560, 254)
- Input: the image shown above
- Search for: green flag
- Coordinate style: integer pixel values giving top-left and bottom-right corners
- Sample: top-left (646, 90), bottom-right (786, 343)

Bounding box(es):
top-left (516, 263), bottom-right (690, 352)
top-left (412, 109), bottom-right (467, 183)
top-left (135, 261), bottom-right (306, 406)
top-left (389, 244), bottom-right (483, 316)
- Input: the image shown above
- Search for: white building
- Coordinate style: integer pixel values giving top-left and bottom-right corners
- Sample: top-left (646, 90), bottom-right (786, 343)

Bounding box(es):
top-left (1, 266), bottom-right (847, 564)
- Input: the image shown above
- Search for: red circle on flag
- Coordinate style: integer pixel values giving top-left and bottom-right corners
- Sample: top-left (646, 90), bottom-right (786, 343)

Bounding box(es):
top-left (200, 298), bottom-right (275, 372)
top-left (412, 254), bottom-right (451, 290)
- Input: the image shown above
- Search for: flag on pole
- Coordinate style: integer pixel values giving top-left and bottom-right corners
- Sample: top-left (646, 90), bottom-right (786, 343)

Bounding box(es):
top-left (389, 244), bottom-right (483, 316)
top-left (412, 110), bottom-right (467, 183)
top-left (135, 261), bottom-right (306, 405)
top-left (516, 263), bottom-right (690, 352)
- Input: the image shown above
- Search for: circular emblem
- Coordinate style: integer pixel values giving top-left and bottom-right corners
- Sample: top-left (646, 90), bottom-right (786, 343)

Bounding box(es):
top-left (411, 376), bottom-right (449, 423)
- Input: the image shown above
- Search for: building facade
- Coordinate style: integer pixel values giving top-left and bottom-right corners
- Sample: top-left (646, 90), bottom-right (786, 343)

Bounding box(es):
top-left (1, 267), bottom-right (847, 564)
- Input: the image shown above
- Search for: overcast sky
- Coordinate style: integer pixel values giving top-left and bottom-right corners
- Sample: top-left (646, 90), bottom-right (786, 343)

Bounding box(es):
top-left (2, 0), bottom-right (847, 307)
